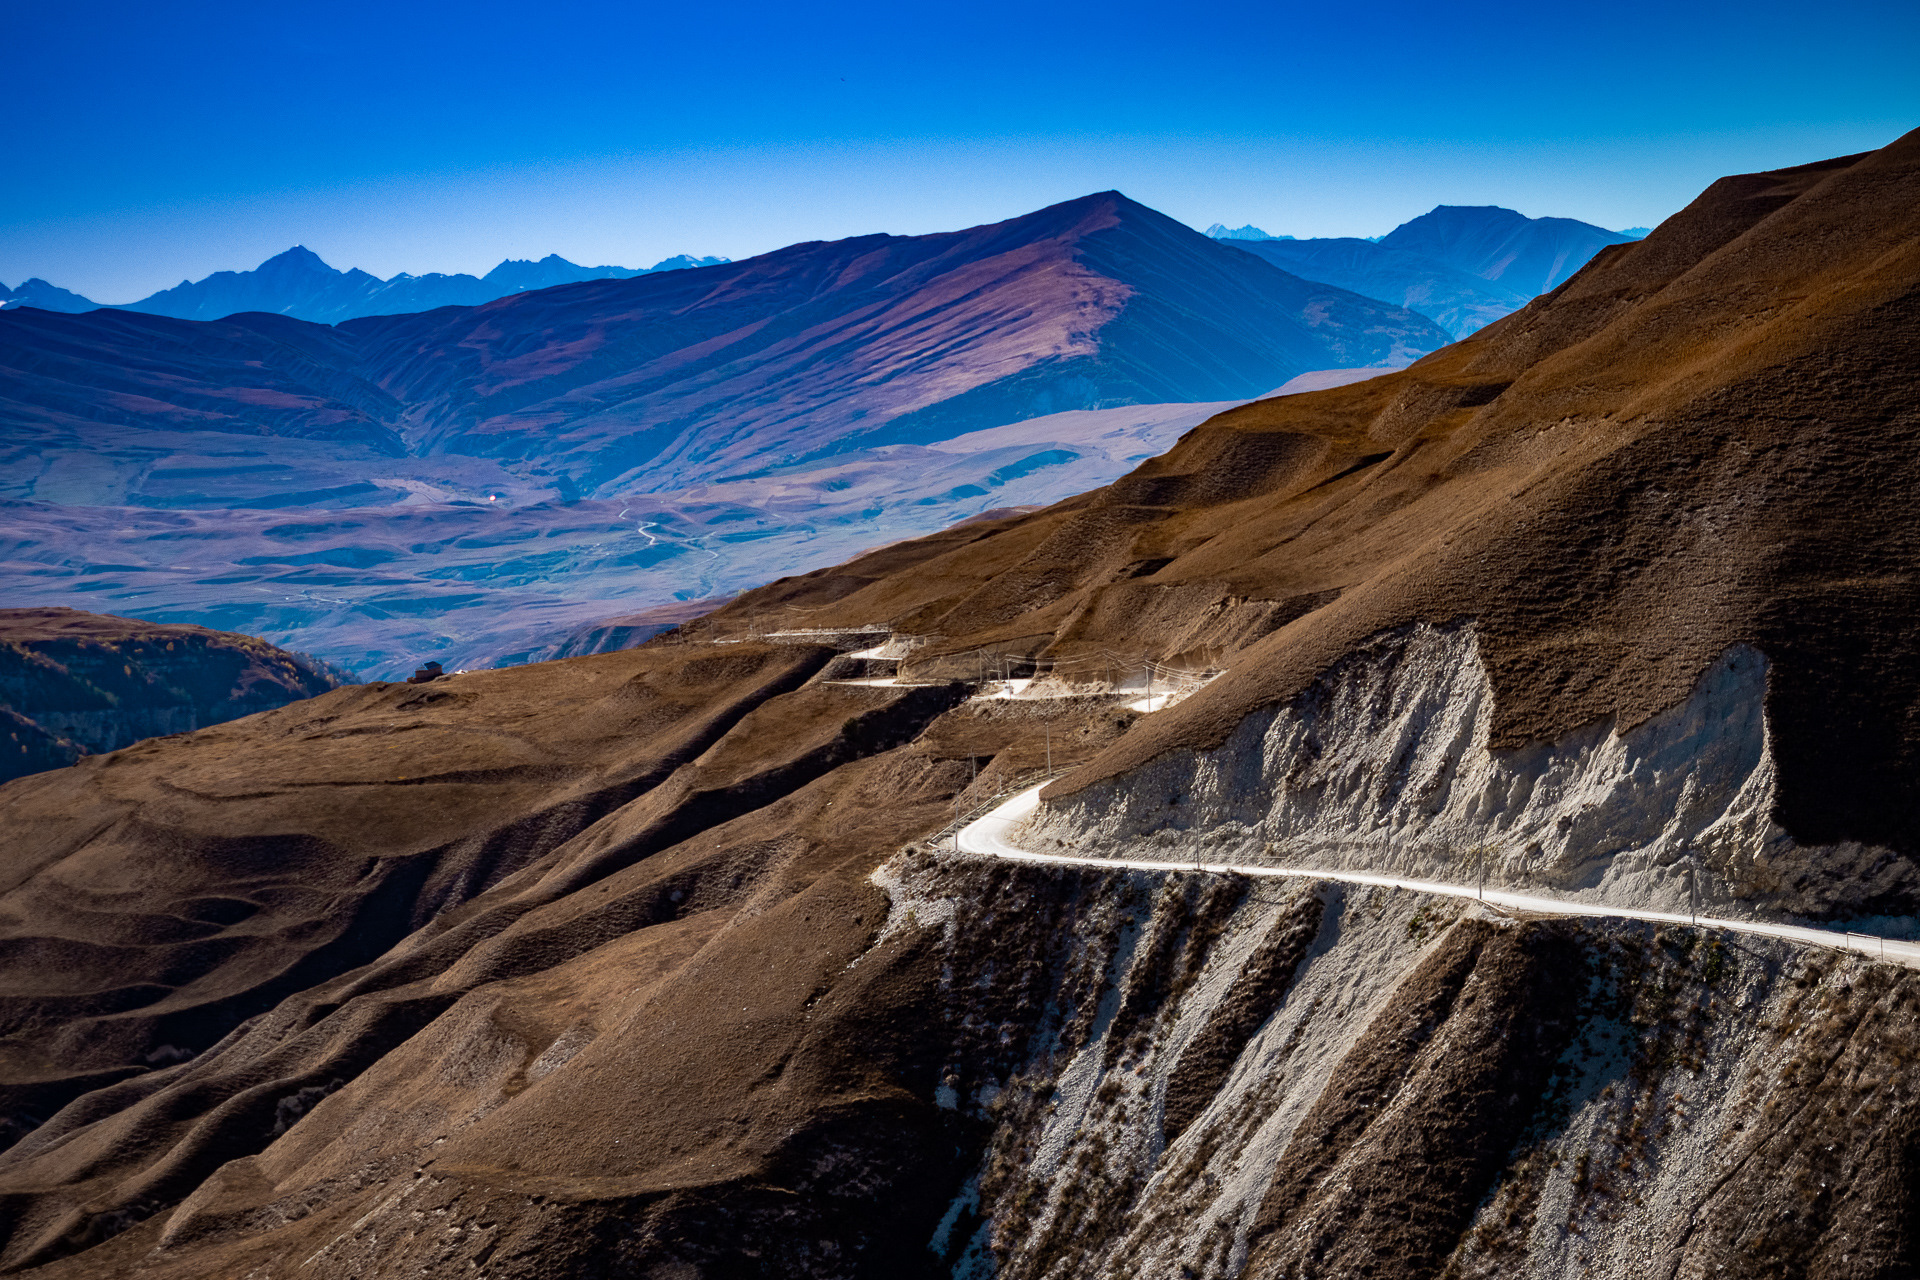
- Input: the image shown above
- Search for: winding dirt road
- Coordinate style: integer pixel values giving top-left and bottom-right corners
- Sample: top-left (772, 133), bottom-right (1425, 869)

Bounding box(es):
top-left (956, 784), bottom-right (1920, 967)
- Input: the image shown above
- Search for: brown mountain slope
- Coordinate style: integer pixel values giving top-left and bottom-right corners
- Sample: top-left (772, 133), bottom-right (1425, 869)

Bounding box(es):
top-left (0, 641), bottom-right (840, 1152)
top-left (1, 135), bottom-right (1919, 1279)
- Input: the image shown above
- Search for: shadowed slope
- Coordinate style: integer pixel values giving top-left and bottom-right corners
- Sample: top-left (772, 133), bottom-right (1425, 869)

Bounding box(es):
top-left (0, 309), bottom-right (404, 452)
top-left (1224, 235), bottom-right (1531, 339)
top-left (1220, 205), bottom-right (1633, 339)
top-left (0, 608), bottom-right (344, 784)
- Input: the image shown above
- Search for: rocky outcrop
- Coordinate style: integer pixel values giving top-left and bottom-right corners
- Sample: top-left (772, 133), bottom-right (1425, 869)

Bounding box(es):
top-left (874, 852), bottom-right (1920, 1280)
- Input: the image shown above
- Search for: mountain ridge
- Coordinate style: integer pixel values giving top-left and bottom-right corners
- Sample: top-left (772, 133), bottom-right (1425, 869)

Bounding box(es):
top-left (1216, 203), bottom-right (1634, 337)
top-left (0, 606), bottom-right (347, 784)
top-left (0, 247), bottom-right (728, 324)
top-left (1376, 203), bottom-right (1635, 293)
top-left (0, 190), bottom-right (1450, 669)
top-left (330, 189), bottom-right (1446, 493)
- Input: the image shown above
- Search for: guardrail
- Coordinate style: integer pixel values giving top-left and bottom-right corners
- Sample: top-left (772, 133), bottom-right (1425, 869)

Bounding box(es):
top-left (1846, 930), bottom-right (1889, 961)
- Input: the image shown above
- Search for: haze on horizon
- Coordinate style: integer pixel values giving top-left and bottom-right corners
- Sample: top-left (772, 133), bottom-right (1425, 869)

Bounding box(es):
top-left (4, 0), bottom-right (1917, 303)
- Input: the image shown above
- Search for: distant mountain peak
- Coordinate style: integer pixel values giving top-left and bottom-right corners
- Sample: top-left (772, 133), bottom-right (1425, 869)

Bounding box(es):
top-left (0, 277), bottom-right (107, 313)
top-left (262, 245), bottom-right (335, 270)
top-left (1020, 189), bottom-right (1134, 219)
top-left (67, 244), bottom-right (728, 325)
top-left (1215, 201), bottom-right (1643, 340)
top-left (1207, 223), bottom-right (1294, 241)
top-left (1399, 204), bottom-right (1530, 228)
top-left (1377, 204), bottom-right (1635, 297)
top-left (646, 254), bottom-right (728, 272)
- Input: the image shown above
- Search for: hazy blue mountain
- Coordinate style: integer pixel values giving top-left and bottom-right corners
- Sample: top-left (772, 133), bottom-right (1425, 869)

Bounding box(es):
top-left (0, 279), bottom-right (102, 312)
top-left (1224, 236), bottom-right (1530, 340)
top-left (1219, 205), bottom-right (1636, 339)
top-left (1378, 204), bottom-right (1633, 295)
top-left (123, 247), bottom-right (391, 323)
top-left (1204, 223), bottom-right (1292, 240)
top-left (1, 249), bottom-right (727, 323)
top-left (115, 247), bottom-right (730, 324)
top-left (1620, 227), bottom-right (1652, 238)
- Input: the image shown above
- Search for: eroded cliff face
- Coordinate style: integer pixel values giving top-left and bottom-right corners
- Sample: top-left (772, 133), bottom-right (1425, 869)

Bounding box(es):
top-left (0, 608), bottom-right (344, 784)
top-left (1019, 625), bottom-right (1920, 922)
top-left (876, 850), bottom-right (1920, 1280)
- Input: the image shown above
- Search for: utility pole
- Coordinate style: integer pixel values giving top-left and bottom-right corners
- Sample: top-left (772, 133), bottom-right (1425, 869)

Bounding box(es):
top-left (1689, 857), bottom-right (1699, 928)
top-left (1146, 664), bottom-right (1154, 709)
top-left (1478, 847), bottom-right (1485, 901)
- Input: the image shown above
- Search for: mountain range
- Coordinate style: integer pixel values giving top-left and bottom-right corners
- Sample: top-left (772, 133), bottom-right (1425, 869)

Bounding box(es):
top-left (1203, 223), bottom-right (1295, 240)
top-left (0, 132), bottom-right (1914, 1280)
top-left (1213, 205), bottom-right (1640, 337)
top-left (0, 248), bottom-right (727, 325)
top-left (5, 206), bottom-right (1634, 346)
top-left (0, 279), bottom-right (99, 313)
top-left (0, 191), bottom-right (1448, 672)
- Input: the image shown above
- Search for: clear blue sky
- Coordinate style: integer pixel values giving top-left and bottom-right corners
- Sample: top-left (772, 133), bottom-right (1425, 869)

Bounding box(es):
top-left (4, 0), bottom-right (1915, 302)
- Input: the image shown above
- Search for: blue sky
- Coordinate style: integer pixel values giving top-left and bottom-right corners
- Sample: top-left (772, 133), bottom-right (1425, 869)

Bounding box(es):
top-left (4, 0), bottom-right (1916, 301)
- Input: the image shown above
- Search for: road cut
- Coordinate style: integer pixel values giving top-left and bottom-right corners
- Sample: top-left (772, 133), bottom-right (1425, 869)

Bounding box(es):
top-left (956, 783), bottom-right (1920, 967)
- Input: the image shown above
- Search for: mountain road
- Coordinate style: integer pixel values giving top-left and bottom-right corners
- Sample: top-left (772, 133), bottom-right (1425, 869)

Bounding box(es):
top-left (955, 783), bottom-right (1920, 967)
